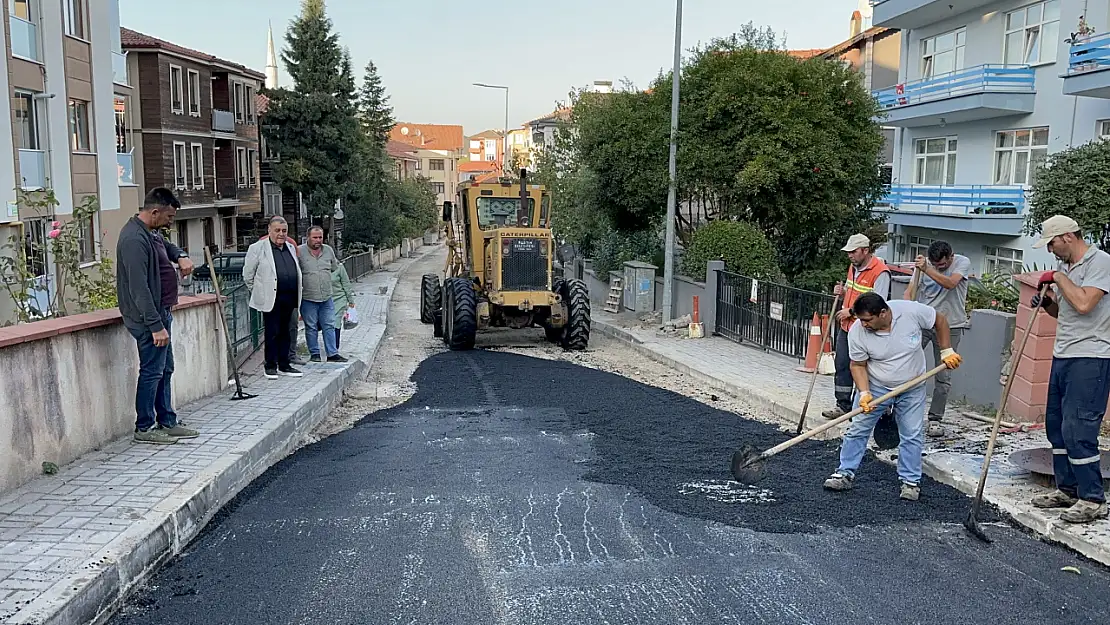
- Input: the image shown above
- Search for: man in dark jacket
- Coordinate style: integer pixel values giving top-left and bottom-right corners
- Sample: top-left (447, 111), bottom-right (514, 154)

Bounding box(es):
top-left (116, 188), bottom-right (198, 445)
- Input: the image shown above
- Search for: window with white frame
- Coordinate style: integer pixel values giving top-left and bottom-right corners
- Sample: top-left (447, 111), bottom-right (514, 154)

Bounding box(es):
top-left (187, 70), bottom-right (201, 116)
top-left (908, 235), bottom-right (935, 262)
top-left (983, 246), bottom-right (1024, 276)
top-left (63, 0), bottom-right (85, 39)
top-left (236, 147), bottom-right (247, 186)
top-left (993, 127), bottom-right (1048, 185)
top-left (77, 214), bottom-right (97, 263)
top-left (1004, 0), bottom-right (1060, 66)
top-left (189, 143), bottom-right (203, 188)
top-left (233, 82), bottom-right (244, 123)
top-left (173, 142), bottom-right (187, 188)
top-left (68, 99), bottom-right (91, 152)
top-left (914, 136), bottom-right (957, 185)
top-left (247, 149), bottom-right (257, 186)
top-left (245, 86), bottom-right (255, 124)
top-left (169, 65), bottom-right (183, 114)
top-left (1099, 119), bottom-right (1110, 140)
top-left (263, 182), bottom-right (282, 216)
top-left (921, 28), bottom-right (965, 78)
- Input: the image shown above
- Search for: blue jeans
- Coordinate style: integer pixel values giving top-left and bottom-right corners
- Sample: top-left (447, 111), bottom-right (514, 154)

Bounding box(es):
top-left (301, 298), bottom-right (337, 357)
top-left (1046, 357), bottom-right (1110, 503)
top-left (128, 309), bottom-right (177, 432)
top-left (836, 380), bottom-right (927, 486)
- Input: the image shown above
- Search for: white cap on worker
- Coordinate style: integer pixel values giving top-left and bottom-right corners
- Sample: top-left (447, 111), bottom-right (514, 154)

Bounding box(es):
top-left (841, 233), bottom-right (870, 252)
top-left (1032, 215), bottom-right (1081, 249)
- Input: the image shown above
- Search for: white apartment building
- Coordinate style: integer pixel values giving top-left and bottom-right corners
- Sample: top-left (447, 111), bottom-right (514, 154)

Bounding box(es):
top-left (0, 0), bottom-right (137, 322)
top-left (872, 0), bottom-right (1110, 275)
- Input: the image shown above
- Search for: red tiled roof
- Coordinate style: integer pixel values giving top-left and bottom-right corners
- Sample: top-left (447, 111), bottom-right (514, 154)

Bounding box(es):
top-left (459, 161), bottom-right (497, 173)
top-left (256, 93), bottom-right (270, 115)
top-left (474, 171), bottom-right (500, 184)
top-left (386, 140), bottom-right (419, 160)
top-left (121, 27), bottom-right (265, 80)
top-left (787, 48), bottom-right (824, 60)
top-left (390, 123), bottom-right (465, 151)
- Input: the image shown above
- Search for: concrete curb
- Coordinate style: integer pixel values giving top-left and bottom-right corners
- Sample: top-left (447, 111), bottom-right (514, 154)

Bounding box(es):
top-left (592, 320), bottom-right (844, 440)
top-left (3, 247), bottom-right (438, 625)
top-left (593, 318), bottom-right (1110, 567)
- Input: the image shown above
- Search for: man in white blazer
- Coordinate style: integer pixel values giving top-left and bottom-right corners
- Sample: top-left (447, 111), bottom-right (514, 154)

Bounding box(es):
top-left (243, 216), bottom-right (304, 379)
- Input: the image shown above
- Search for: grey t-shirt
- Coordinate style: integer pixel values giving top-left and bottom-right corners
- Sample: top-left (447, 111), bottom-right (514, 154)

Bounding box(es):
top-left (848, 300), bottom-right (937, 388)
top-left (1054, 246), bottom-right (1110, 359)
top-left (916, 254), bottom-right (971, 329)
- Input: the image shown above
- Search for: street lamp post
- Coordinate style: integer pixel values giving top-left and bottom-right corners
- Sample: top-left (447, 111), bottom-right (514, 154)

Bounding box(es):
top-left (473, 83), bottom-right (509, 172)
top-left (662, 0), bottom-right (682, 323)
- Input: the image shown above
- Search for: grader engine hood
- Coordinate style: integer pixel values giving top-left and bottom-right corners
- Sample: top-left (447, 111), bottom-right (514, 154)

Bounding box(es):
top-left (485, 229), bottom-right (554, 304)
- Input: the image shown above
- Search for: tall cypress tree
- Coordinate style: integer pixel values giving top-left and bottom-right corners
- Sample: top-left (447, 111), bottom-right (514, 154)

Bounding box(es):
top-left (358, 60), bottom-right (394, 149)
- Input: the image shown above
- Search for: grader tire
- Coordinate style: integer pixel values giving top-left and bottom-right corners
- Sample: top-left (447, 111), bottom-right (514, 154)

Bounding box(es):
top-left (444, 278), bottom-right (477, 351)
top-left (420, 274), bottom-right (441, 324)
top-left (561, 279), bottom-right (591, 351)
top-left (545, 278), bottom-right (568, 343)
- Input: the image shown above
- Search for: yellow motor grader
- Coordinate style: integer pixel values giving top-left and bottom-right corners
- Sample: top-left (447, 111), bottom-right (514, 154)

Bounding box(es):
top-left (419, 169), bottom-right (591, 351)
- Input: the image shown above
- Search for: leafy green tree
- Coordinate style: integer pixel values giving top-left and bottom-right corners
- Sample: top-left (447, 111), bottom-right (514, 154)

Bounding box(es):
top-left (680, 220), bottom-right (781, 280)
top-left (1025, 139), bottom-right (1110, 245)
top-left (358, 60), bottom-right (394, 149)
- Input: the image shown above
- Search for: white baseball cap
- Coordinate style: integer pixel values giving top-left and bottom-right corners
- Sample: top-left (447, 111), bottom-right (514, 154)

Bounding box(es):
top-left (1032, 215), bottom-right (1081, 249)
top-left (841, 233), bottom-right (870, 252)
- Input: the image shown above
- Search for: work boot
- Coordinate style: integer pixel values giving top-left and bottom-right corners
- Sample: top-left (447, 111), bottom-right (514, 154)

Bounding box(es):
top-left (926, 421), bottom-right (945, 438)
top-left (1060, 500), bottom-right (1109, 524)
top-left (265, 367), bottom-right (279, 380)
top-left (279, 365), bottom-right (303, 378)
top-left (823, 473), bottom-right (854, 492)
top-left (289, 355), bottom-right (307, 366)
top-left (899, 482), bottom-right (920, 502)
top-left (327, 354), bottom-right (348, 363)
top-left (822, 407), bottom-right (847, 419)
top-left (1031, 489), bottom-right (1079, 509)
top-left (134, 428), bottom-right (177, 445)
top-left (158, 423), bottom-right (199, 439)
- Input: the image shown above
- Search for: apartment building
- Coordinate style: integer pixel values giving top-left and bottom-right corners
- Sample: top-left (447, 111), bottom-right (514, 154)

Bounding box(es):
top-left (871, 0), bottom-right (1110, 275)
top-left (389, 123), bottom-right (464, 208)
top-left (0, 0), bottom-right (136, 321)
top-left (122, 28), bottom-right (264, 263)
top-left (466, 129), bottom-right (503, 166)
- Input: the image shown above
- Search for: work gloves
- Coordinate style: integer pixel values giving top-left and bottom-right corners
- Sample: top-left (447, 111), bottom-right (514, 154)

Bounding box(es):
top-left (940, 348), bottom-right (962, 369)
top-left (1031, 271), bottom-right (1057, 309)
top-left (859, 392), bottom-right (873, 413)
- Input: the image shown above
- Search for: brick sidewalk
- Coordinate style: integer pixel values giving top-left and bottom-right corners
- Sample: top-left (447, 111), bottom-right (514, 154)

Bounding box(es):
top-left (0, 247), bottom-right (433, 625)
top-left (593, 311), bottom-right (1110, 565)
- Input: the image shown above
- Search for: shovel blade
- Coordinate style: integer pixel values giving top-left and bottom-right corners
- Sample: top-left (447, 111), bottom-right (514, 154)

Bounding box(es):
top-left (731, 446), bottom-right (766, 485)
top-left (963, 509), bottom-right (993, 544)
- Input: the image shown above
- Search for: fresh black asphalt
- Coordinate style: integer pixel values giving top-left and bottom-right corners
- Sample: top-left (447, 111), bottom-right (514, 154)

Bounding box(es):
top-left (111, 350), bottom-right (1110, 624)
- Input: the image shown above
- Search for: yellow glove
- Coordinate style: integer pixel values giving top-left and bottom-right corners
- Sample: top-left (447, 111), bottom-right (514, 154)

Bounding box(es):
top-left (940, 348), bottom-right (962, 369)
top-left (859, 392), bottom-right (874, 413)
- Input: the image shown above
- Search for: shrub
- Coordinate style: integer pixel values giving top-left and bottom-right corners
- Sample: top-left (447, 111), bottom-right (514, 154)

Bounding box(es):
top-left (680, 220), bottom-right (781, 280)
top-left (591, 229), bottom-right (661, 275)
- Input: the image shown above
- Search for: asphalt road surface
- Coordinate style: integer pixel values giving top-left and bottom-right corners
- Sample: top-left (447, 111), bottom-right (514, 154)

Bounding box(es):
top-left (111, 313), bottom-right (1110, 624)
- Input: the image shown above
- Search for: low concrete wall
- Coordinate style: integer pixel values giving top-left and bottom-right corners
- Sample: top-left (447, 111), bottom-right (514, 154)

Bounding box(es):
top-left (584, 269), bottom-right (610, 306)
top-left (0, 296), bottom-right (229, 494)
top-left (924, 309), bottom-right (1014, 411)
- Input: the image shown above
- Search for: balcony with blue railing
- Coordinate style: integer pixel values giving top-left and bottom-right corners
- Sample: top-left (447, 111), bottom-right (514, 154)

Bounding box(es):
top-left (18, 149), bottom-right (46, 190)
top-left (872, 64), bottom-right (1036, 128)
top-left (9, 15), bottom-right (39, 62)
top-left (1063, 32), bottom-right (1110, 99)
top-left (112, 51), bottom-right (128, 86)
top-left (876, 184), bottom-right (1027, 235)
top-left (870, 0), bottom-right (996, 29)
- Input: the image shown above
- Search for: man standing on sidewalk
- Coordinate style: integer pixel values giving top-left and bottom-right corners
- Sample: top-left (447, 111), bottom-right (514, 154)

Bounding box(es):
top-left (116, 188), bottom-right (200, 445)
top-left (258, 232), bottom-right (305, 366)
top-left (913, 240), bottom-right (971, 438)
top-left (823, 293), bottom-right (961, 501)
top-left (824, 234), bottom-right (891, 419)
top-left (1027, 215), bottom-right (1110, 524)
top-left (244, 216), bottom-right (304, 379)
top-left (298, 226), bottom-right (347, 363)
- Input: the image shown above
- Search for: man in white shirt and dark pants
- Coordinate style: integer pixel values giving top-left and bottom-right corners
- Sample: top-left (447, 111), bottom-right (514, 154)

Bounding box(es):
top-left (823, 292), bottom-right (962, 501)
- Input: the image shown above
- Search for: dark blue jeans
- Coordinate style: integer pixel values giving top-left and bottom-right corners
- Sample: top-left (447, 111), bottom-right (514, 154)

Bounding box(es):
top-left (129, 309), bottom-right (177, 432)
top-left (1046, 357), bottom-right (1110, 503)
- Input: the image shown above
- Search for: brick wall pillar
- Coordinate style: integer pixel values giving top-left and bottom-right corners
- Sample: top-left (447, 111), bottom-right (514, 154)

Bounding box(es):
top-left (1008, 275), bottom-right (1056, 422)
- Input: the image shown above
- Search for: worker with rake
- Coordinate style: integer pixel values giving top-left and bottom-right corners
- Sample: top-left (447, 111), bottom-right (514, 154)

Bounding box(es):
top-left (823, 292), bottom-right (962, 501)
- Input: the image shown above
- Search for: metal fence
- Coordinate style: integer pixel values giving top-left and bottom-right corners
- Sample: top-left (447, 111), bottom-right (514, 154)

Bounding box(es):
top-left (715, 271), bottom-right (835, 360)
top-left (191, 276), bottom-right (262, 366)
top-left (343, 251), bottom-right (374, 281)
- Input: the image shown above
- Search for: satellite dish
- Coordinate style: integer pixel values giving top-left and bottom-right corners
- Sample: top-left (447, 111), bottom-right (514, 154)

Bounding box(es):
top-left (400, 126), bottom-right (409, 135)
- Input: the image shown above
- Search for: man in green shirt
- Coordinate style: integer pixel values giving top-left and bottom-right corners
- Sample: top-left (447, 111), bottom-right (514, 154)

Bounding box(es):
top-left (298, 226), bottom-right (347, 363)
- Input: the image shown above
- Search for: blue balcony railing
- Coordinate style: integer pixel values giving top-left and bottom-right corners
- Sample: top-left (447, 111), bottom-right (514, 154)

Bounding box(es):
top-left (880, 184), bottom-right (1026, 215)
top-left (9, 16), bottom-right (38, 61)
top-left (873, 64), bottom-right (1035, 110)
top-left (1067, 32), bottom-right (1110, 75)
top-left (117, 152), bottom-right (134, 185)
top-left (112, 51), bottom-right (128, 85)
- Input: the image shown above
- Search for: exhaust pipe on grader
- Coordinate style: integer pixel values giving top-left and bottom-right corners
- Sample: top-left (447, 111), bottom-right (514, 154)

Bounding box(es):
top-left (419, 169), bottom-right (591, 351)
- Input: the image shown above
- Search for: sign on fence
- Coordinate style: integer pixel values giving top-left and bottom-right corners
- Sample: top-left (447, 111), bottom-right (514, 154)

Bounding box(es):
top-left (769, 302), bottom-right (784, 321)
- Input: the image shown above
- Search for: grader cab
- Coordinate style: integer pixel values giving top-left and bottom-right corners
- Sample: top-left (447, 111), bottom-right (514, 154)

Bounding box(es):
top-left (419, 170), bottom-right (591, 351)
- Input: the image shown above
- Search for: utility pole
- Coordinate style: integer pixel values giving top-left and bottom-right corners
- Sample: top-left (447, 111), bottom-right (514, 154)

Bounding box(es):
top-left (473, 83), bottom-right (509, 173)
top-left (662, 0), bottom-right (682, 323)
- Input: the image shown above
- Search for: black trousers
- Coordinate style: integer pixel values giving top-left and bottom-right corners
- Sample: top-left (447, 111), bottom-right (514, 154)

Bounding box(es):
top-left (264, 292), bottom-right (297, 369)
top-left (834, 326), bottom-right (855, 412)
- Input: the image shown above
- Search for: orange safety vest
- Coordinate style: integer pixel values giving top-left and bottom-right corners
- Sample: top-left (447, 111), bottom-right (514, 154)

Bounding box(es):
top-left (840, 257), bottom-right (890, 330)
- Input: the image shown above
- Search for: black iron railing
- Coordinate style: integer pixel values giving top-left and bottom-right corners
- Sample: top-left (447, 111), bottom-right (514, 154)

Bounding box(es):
top-left (715, 271), bottom-right (835, 360)
top-left (191, 277), bottom-right (262, 366)
top-left (343, 251), bottom-right (374, 281)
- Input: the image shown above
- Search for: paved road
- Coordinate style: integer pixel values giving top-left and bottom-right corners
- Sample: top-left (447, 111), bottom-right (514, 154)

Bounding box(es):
top-left (111, 278), bottom-right (1110, 624)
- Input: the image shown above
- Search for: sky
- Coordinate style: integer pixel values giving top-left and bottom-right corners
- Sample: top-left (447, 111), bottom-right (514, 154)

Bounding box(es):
top-left (118, 0), bottom-right (866, 135)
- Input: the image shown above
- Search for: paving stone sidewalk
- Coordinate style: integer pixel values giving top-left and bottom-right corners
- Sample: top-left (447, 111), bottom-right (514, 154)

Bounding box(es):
top-left (593, 311), bottom-right (1110, 566)
top-left (0, 247), bottom-right (437, 625)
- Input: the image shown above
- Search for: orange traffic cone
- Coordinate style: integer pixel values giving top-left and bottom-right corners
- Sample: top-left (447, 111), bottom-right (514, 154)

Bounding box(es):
top-left (796, 312), bottom-right (822, 373)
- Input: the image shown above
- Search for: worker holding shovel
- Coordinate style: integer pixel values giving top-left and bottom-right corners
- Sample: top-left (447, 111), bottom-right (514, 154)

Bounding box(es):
top-left (1027, 215), bottom-right (1110, 524)
top-left (823, 292), bottom-right (962, 501)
